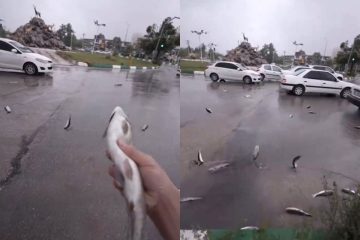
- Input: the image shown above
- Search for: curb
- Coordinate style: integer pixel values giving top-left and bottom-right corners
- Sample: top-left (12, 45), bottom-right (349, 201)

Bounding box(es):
top-left (76, 62), bottom-right (158, 70)
top-left (194, 71), bottom-right (205, 75)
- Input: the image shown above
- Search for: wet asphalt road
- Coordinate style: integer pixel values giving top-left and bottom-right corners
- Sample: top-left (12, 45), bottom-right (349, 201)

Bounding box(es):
top-left (0, 66), bottom-right (179, 239)
top-left (181, 75), bottom-right (360, 229)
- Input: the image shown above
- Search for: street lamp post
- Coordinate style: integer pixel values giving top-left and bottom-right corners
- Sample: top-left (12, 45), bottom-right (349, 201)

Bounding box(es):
top-left (92, 20), bottom-right (106, 54)
top-left (208, 42), bottom-right (217, 62)
top-left (191, 29), bottom-right (207, 61)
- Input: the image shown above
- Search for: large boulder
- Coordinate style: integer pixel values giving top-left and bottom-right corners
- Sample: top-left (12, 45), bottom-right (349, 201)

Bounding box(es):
top-left (9, 17), bottom-right (65, 49)
top-left (225, 41), bottom-right (267, 66)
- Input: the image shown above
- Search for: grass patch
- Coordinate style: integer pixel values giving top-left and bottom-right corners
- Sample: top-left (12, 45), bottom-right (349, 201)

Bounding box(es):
top-left (56, 51), bottom-right (158, 67)
top-left (179, 60), bottom-right (209, 73)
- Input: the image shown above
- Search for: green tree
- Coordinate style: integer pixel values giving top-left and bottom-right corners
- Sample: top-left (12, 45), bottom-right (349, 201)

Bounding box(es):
top-left (0, 24), bottom-right (6, 38)
top-left (312, 52), bottom-right (322, 65)
top-left (112, 36), bottom-right (122, 55)
top-left (260, 43), bottom-right (278, 63)
top-left (56, 23), bottom-right (75, 47)
top-left (335, 36), bottom-right (360, 72)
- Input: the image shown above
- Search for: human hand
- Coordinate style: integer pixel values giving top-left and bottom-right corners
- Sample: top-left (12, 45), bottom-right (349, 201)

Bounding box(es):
top-left (106, 139), bottom-right (180, 240)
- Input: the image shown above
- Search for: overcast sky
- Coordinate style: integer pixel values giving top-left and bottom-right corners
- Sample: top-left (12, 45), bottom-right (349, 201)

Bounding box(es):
top-left (181, 0), bottom-right (360, 56)
top-left (0, 0), bottom-right (179, 42)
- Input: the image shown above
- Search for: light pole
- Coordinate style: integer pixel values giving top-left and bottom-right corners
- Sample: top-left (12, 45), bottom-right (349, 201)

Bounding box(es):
top-left (208, 42), bottom-right (217, 62)
top-left (292, 41), bottom-right (303, 64)
top-left (92, 20), bottom-right (106, 54)
top-left (124, 22), bottom-right (129, 43)
top-left (153, 16), bottom-right (180, 62)
top-left (191, 29), bottom-right (207, 61)
top-left (70, 31), bottom-right (74, 50)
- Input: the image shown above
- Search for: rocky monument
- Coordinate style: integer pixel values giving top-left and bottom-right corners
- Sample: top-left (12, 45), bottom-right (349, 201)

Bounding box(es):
top-left (225, 41), bottom-right (267, 66)
top-left (9, 17), bottom-right (65, 49)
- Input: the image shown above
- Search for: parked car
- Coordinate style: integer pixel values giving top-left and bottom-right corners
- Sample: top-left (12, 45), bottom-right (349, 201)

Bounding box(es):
top-left (0, 38), bottom-right (53, 75)
top-left (282, 66), bottom-right (310, 75)
top-left (347, 86), bottom-right (360, 108)
top-left (205, 61), bottom-right (262, 84)
top-left (280, 69), bottom-right (358, 98)
top-left (309, 65), bottom-right (344, 80)
top-left (259, 64), bottom-right (284, 81)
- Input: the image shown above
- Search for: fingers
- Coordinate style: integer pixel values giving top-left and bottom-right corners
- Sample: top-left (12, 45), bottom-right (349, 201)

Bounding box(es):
top-left (116, 139), bottom-right (158, 167)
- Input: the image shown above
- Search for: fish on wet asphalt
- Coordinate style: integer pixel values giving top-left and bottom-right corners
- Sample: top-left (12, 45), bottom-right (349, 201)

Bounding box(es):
top-left (64, 115), bottom-right (71, 130)
top-left (141, 124), bottom-right (149, 131)
top-left (306, 105), bottom-right (311, 109)
top-left (289, 114), bottom-right (294, 118)
top-left (114, 83), bottom-right (123, 86)
top-left (4, 105), bottom-right (11, 113)
top-left (312, 190), bottom-right (334, 198)
top-left (292, 155), bottom-right (301, 169)
top-left (205, 107), bottom-right (212, 113)
top-left (308, 111), bottom-right (316, 114)
top-left (253, 145), bottom-right (260, 160)
top-left (208, 162), bottom-right (230, 173)
top-left (196, 150), bottom-right (204, 166)
top-left (240, 226), bottom-right (259, 231)
top-left (285, 207), bottom-right (312, 217)
top-left (180, 197), bottom-right (202, 202)
top-left (354, 126), bottom-right (360, 129)
top-left (341, 188), bottom-right (358, 196)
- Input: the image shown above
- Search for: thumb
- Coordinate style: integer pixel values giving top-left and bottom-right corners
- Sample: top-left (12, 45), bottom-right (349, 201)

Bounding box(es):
top-left (117, 139), bottom-right (158, 168)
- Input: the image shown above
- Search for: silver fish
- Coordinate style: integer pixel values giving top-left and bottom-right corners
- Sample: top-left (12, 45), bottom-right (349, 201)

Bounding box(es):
top-left (285, 207), bottom-right (312, 217)
top-left (292, 155), bottom-right (301, 169)
top-left (141, 124), bottom-right (148, 131)
top-left (240, 226), bottom-right (259, 231)
top-left (354, 126), bottom-right (360, 129)
top-left (208, 162), bottom-right (230, 173)
top-left (197, 150), bottom-right (204, 165)
top-left (245, 94), bottom-right (251, 98)
top-left (180, 197), bottom-right (202, 202)
top-left (253, 145), bottom-right (260, 160)
top-left (306, 105), bottom-right (311, 109)
top-left (308, 111), bottom-right (316, 114)
top-left (341, 188), bottom-right (356, 196)
top-left (64, 115), bottom-right (71, 130)
top-left (114, 83), bottom-right (123, 86)
top-left (4, 105), bottom-right (11, 113)
top-left (312, 190), bottom-right (334, 198)
top-left (105, 106), bottom-right (145, 240)
top-left (205, 107), bottom-right (212, 113)
top-left (289, 114), bottom-right (293, 118)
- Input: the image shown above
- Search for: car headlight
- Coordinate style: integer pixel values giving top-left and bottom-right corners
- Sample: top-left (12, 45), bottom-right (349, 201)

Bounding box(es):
top-left (36, 58), bottom-right (47, 63)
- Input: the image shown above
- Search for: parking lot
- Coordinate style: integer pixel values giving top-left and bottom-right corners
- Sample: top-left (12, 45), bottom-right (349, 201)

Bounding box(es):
top-left (0, 66), bottom-right (179, 239)
top-left (181, 75), bottom-right (360, 229)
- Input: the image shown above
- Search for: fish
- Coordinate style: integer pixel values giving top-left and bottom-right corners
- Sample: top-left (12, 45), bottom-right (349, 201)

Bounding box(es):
top-left (205, 107), bottom-right (212, 113)
top-left (253, 145), bottom-right (260, 160)
top-left (104, 106), bottom-right (145, 240)
top-left (240, 226), bottom-right (259, 231)
top-left (114, 83), bottom-right (123, 86)
top-left (289, 114), bottom-right (293, 118)
top-left (312, 190), bottom-right (334, 198)
top-left (341, 188), bottom-right (356, 196)
top-left (197, 150), bottom-right (204, 166)
top-left (4, 105), bottom-right (11, 113)
top-left (306, 105), bottom-right (311, 109)
top-left (208, 162), bottom-right (230, 173)
top-left (180, 197), bottom-right (202, 202)
top-left (223, 89), bottom-right (228, 92)
top-left (285, 207), bottom-right (312, 217)
top-left (292, 155), bottom-right (301, 169)
top-left (141, 124), bottom-right (148, 131)
top-left (64, 115), bottom-right (71, 130)
top-left (354, 126), bottom-right (360, 129)
top-left (245, 94), bottom-right (251, 98)
top-left (308, 111), bottom-right (316, 114)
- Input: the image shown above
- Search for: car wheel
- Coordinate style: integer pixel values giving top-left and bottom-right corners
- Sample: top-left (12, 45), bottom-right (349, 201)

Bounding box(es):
top-left (210, 73), bottom-right (219, 82)
top-left (340, 88), bottom-right (351, 99)
top-left (243, 76), bottom-right (252, 84)
top-left (260, 74), bottom-right (265, 81)
top-left (24, 63), bottom-right (38, 75)
top-left (292, 85), bottom-right (305, 96)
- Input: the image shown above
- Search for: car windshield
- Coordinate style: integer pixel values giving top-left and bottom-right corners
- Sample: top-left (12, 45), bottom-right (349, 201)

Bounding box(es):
top-left (9, 41), bottom-right (33, 53)
top-left (294, 69), bottom-right (307, 76)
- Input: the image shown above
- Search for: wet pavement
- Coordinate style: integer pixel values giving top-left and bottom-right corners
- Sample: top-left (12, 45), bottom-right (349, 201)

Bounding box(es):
top-left (181, 75), bottom-right (360, 229)
top-left (0, 66), bottom-right (179, 239)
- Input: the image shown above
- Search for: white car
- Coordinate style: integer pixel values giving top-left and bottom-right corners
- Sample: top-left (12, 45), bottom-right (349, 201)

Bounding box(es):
top-left (309, 65), bottom-right (344, 80)
top-left (205, 61), bottom-right (262, 84)
top-left (280, 69), bottom-right (358, 98)
top-left (347, 86), bottom-right (360, 108)
top-left (0, 37), bottom-right (53, 75)
top-left (259, 64), bottom-right (284, 81)
top-left (282, 66), bottom-right (310, 75)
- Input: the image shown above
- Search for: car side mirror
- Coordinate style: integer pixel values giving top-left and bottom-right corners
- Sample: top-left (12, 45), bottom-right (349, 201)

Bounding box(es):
top-left (237, 67), bottom-right (242, 71)
top-left (337, 77), bottom-right (342, 81)
top-left (11, 49), bottom-right (19, 54)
